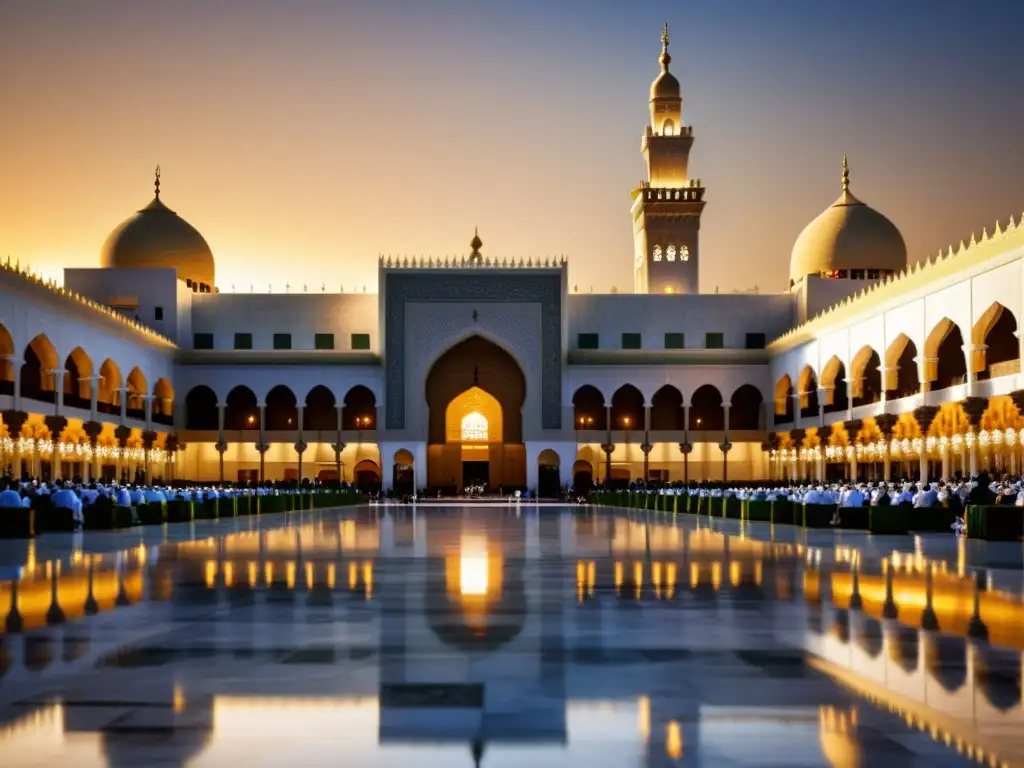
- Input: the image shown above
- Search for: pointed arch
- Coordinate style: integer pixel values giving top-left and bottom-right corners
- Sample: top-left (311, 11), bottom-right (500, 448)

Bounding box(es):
top-left (729, 384), bottom-right (763, 430)
top-left (973, 302), bottom-right (1019, 380)
top-left (225, 385), bottom-right (259, 430)
top-left (152, 378), bottom-right (174, 421)
top-left (610, 384), bottom-right (644, 430)
top-left (572, 385), bottom-right (606, 431)
top-left (304, 385), bottom-right (337, 431)
top-left (773, 374), bottom-right (794, 422)
top-left (125, 367), bottom-right (148, 415)
top-left (63, 347), bottom-right (93, 405)
top-left (98, 358), bottom-right (123, 414)
top-left (0, 324), bottom-right (12, 394)
top-left (796, 365), bottom-right (818, 417)
top-left (926, 318), bottom-right (966, 390)
top-left (885, 334), bottom-right (919, 397)
top-left (184, 385), bottom-right (218, 430)
top-left (850, 345), bottom-right (882, 406)
top-left (265, 384), bottom-right (298, 430)
top-left (689, 384), bottom-right (723, 430)
top-left (820, 356), bottom-right (848, 413)
top-left (650, 384), bottom-right (684, 430)
top-left (20, 334), bottom-right (58, 402)
top-left (343, 385), bottom-right (377, 430)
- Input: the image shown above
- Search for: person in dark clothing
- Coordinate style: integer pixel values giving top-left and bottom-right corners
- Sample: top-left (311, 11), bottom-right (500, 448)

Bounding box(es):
top-left (966, 472), bottom-right (997, 506)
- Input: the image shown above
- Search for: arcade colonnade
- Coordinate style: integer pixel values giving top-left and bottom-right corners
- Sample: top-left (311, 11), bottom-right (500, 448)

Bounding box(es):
top-left (770, 303), bottom-right (1024, 484)
top-left (0, 325), bottom-right (176, 483)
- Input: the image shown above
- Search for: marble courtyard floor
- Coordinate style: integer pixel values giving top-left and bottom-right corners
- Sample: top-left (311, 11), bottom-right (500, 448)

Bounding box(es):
top-left (0, 505), bottom-right (1021, 767)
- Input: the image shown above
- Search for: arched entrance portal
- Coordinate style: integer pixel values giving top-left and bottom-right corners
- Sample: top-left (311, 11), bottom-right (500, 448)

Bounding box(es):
top-left (426, 336), bottom-right (526, 493)
top-left (393, 449), bottom-right (415, 496)
top-left (537, 449), bottom-right (560, 498)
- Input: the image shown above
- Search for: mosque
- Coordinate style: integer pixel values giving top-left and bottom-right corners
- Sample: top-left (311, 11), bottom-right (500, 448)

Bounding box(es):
top-left (0, 26), bottom-right (1022, 494)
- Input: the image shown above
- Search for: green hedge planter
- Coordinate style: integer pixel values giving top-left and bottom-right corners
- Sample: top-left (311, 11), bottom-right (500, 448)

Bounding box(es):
top-left (138, 501), bottom-right (167, 525)
top-left (802, 504), bottom-right (836, 528)
top-left (0, 507), bottom-right (34, 538)
top-left (745, 500), bottom-right (772, 522)
top-left (966, 505), bottom-right (1023, 541)
top-left (723, 497), bottom-right (743, 520)
top-left (195, 499), bottom-right (220, 520)
top-left (84, 502), bottom-right (134, 531)
top-left (771, 500), bottom-right (796, 525)
top-left (36, 499), bottom-right (76, 533)
top-left (870, 505), bottom-right (909, 534)
top-left (908, 506), bottom-right (956, 533)
top-left (837, 506), bottom-right (870, 530)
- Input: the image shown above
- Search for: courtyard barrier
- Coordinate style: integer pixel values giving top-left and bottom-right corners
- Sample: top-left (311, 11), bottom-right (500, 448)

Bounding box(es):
top-left (0, 489), bottom-right (364, 539)
top-left (587, 490), bottom-right (1020, 539)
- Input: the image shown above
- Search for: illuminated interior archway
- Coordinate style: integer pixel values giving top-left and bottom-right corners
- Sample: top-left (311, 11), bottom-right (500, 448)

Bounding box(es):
top-left (446, 387), bottom-right (503, 444)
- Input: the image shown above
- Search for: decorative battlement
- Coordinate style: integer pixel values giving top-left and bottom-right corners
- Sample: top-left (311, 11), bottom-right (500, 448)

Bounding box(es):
top-left (378, 254), bottom-right (568, 270)
top-left (0, 257), bottom-right (176, 348)
top-left (769, 211), bottom-right (1024, 351)
top-left (641, 183), bottom-right (704, 203)
top-left (647, 125), bottom-right (693, 138)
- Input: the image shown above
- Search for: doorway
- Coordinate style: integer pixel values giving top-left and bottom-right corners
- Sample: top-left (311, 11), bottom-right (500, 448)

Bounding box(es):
top-left (463, 461), bottom-right (489, 489)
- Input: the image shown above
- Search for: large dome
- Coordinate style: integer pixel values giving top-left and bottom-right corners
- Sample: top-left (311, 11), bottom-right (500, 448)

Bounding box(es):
top-left (101, 168), bottom-right (215, 288)
top-left (789, 158), bottom-right (906, 285)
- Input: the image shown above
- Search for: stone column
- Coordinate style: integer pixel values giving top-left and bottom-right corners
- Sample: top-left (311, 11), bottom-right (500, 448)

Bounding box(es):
top-left (601, 442), bottom-right (614, 485)
top-left (84, 375), bottom-right (100, 420)
top-left (117, 386), bottom-right (129, 425)
top-left (140, 430), bottom-right (156, 483)
top-left (165, 434), bottom-right (178, 482)
top-left (2, 410), bottom-right (28, 479)
top-left (332, 441), bottom-right (345, 484)
top-left (216, 439), bottom-right (227, 483)
top-left (679, 442), bottom-right (692, 484)
top-left (43, 415), bottom-right (67, 479)
top-left (961, 397), bottom-right (987, 476)
top-left (113, 425), bottom-right (131, 482)
top-left (82, 420), bottom-right (103, 482)
top-left (720, 404), bottom-right (731, 482)
top-left (817, 387), bottom-right (826, 428)
top-left (920, 357), bottom-right (937, 394)
top-left (792, 393), bottom-right (801, 430)
top-left (142, 394), bottom-right (154, 427)
top-left (875, 414), bottom-right (896, 483)
top-left (913, 406), bottom-right (939, 484)
top-left (790, 429), bottom-right (805, 483)
top-left (257, 403), bottom-right (267, 482)
top-left (641, 442), bottom-right (652, 483)
top-left (295, 405), bottom-right (305, 483)
top-left (843, 420), bottom-right (861, 483)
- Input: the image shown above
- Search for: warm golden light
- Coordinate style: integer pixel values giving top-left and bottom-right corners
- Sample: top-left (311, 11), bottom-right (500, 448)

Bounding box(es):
top-left (666, 720), bottom-right (683, 759)
top-left (460, 411), bottom-right (489, 442)
top-left (459, 535), bottom-right (490, 596)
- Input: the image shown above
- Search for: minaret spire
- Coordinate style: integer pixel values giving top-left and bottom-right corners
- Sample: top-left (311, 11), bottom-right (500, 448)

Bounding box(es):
top-left (660, 22), bottom-right (671, 70)
top-left (154, 165), bottom-right (161, 200)
top-left (841, 155), bottom-right (849, 193)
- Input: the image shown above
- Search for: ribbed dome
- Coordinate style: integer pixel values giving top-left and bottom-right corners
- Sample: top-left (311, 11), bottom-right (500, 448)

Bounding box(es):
top-left (789, 158), bottom-right (906, 285)
top-left (101, 168), bottom-right (215, 287)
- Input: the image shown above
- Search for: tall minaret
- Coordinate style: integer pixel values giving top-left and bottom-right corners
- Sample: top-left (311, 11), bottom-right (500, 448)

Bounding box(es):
top-left (631, 23), bottom-right (705, 295)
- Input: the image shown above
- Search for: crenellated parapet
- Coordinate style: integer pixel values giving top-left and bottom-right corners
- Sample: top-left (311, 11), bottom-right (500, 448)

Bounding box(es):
top-left (770, 211), bottom-right (1024, 351)
top-left (378, 254), bottom-right (568, 270)
top-left (0, 256), bottom-right (176, 349)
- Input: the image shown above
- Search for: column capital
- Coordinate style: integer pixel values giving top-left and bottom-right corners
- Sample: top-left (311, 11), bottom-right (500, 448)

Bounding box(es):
top-left (960, 396), bottom-right (988, 427)
top-left (600, 443), bottom-right (614, 456)
top-left (255, 441), bottom-right (269, 453)
top-left (640, 442), bottom-right (652, 454)
top-left (678, 442), bottom-right (693, 455)
top-left (294, 440), bottom-right (308, 454)
top-left (82, 420), bottom-right (104, 444)
top-left (44, 415), bottom-right (68, 438)
top-left (912, 405), bottom-right (940, 434)
top-left (141, 430), bottom-right (157, 449)
top-left (215, 439), bottom-right (228, 453)
top-left (331, 442), bottom-right (346, 454)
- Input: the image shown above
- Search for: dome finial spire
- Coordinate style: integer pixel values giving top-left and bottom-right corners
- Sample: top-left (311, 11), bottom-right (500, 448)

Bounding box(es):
top-left (659, 22), bottom-right (671, 70)
top-left (154, 165), bottom-right (161, 200)
top-left (841, 155), bottom-right (849, 193)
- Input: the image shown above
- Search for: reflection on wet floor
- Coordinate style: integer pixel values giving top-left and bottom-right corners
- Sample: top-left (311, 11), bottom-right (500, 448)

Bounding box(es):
top-left (0, 508), bottom-right (1020, 766)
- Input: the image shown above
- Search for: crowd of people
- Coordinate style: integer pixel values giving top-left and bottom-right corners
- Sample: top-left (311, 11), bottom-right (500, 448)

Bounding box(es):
top-left (0, 475), bottom-right (353, 528)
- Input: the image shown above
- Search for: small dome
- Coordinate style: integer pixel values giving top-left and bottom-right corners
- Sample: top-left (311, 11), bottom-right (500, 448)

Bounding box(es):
top-left (101, 167), bottom-right (215, 287)
top-left (789, 158), bottom-right (906, 285)
top-left (650, 24), bottom-right (681, 101)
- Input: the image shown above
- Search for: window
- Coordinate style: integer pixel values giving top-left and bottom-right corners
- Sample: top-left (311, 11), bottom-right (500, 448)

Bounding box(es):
top-left (666, 245), bottom-right (677, 262)
top-left (652, 246), bottom-right (663, 262)
top-left (745, 333), bottom-right (766, 350)
top-left (850, 269), bottom-right (866, 280)
top-left (234, 333), bottom-right (253, 350)
top-left (621, 332), bottom-right (641, 350)
top-left (664, 332), bottom-right (685, 349)
top-left (193, 332), bottom-right (213, 350)
top-left (154, 306), bottom-right (164, 321)
top-left (273, 333), bottom-right (292, 350)
top-left (315, 333), bottom-right (335, 350)
top-left (351, 333), bottom-right (371, 350)
top-left (705, 332), bottom-right (724, 349)
top-left (680, 245), bottom-right (690, 262)
top-left (577, 333), bottom-right (599, 350)
top-left (461, 411), bottom-right (488, 441)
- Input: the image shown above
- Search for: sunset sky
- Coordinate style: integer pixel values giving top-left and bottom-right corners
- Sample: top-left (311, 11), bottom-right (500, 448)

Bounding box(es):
top-left (0, 0), bottom-right (1021, 294)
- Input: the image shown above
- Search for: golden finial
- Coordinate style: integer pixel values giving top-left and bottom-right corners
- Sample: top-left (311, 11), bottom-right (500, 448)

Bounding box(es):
top-left (662, 22), bottom-right (669, 47)
top-left (659, 22), bottom-right (671, 70)
top-left (154, 165), bottom-right (161, 199)
top-left (470, 226), bottom-right (483, 251)
top-left (841, 155), bottom-right (849, 193)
